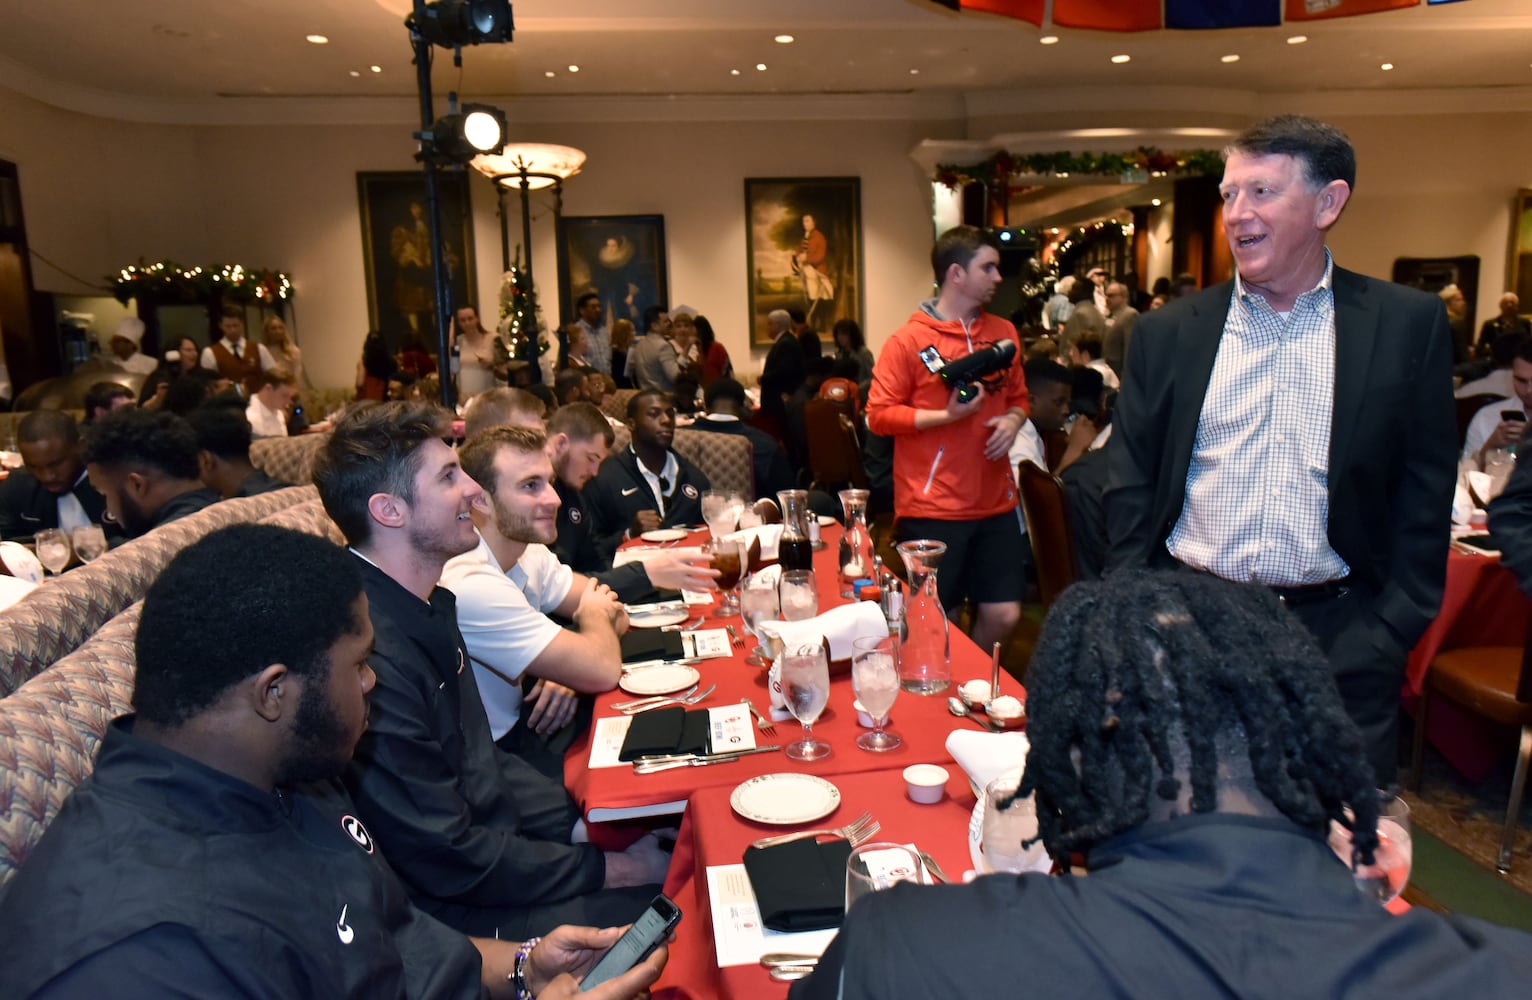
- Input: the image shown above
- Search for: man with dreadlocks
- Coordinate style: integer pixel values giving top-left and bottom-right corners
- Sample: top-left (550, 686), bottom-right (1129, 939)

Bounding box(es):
top-left (791, 572), bottom-right (1532, 998)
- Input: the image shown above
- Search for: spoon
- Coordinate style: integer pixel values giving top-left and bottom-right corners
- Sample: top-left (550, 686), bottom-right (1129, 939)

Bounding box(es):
top-left (947, 696), bottom-right (1000, 732)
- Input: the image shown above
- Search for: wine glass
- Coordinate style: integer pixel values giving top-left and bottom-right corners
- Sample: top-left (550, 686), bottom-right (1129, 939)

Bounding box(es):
top-left (845, 843), bottom-right (923, 912)
top-left (1329, 792), bottom-right (1412, 905)
top-left (779, 569), bottom-right (819, 622)
top-left (71, 525), bottom-right (108, 564)
top-left (740, 571), bottom-right (780, 666)
top-left (851, 635), bottom-right (901, 752)
top-left (700, 490), bottom-right (733, 539)
top-left (781, 644), bottom-right (831, 761)
top-left (34, 529), bottom-right (71, 576)
top-left (704, 538), bottom-right (742, 617)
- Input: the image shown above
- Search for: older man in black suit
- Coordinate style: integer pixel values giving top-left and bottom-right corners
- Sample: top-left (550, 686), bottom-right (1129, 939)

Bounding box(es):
top-left (1106, 115), bottom-right (1457, 783)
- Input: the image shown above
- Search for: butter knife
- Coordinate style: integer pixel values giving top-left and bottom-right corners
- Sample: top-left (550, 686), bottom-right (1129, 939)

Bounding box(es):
top-left (631, 745), bottom-right (782, 773)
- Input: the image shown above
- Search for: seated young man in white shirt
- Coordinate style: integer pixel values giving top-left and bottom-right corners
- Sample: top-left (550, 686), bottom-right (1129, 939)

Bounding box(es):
top-left (1462, 345), bottom-right (1532, 470)
top-left (245, 366), bottom-right (297, 438)
top-left (440, 424), bottom-right (629, 778)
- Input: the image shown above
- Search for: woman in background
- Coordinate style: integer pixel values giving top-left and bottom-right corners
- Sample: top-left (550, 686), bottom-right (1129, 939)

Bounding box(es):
top-left (263, 316), bottom-right (305, 388)
top-left (140, 337), bottom-right (203, 410)
top-left (832, 319), bottom-right (874, 387)
top-left (611, 318), bottom-right (635, 389)
top-left (695, 314), bottom-right (733, 386)
top-left (355, 330), bottom-right (396, 401)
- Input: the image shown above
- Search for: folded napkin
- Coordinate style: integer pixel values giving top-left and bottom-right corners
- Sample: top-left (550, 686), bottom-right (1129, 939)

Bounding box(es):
top-left (617, 706), bottom-right (711, 762)
top-left (620, 629), bottom-right (685, 663)
top-left (742, 837), bottom-right (854, 932)
top-left (946, 729), bottom-right (1031, 793)
top-left (724, 523), bottom-right (784, 562)
top-left (744, 563), bottom-right (781, 587)
top-left (758, 601), bottom-right (888, 663)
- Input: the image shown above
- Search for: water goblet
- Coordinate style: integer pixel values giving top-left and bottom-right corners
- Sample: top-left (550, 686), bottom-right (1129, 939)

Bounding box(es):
top-left (845, 843), bottom-right (923, 912)
top-left (740, 571), bottom-right (780, 666)
top-left (704, 538), bottom-right (742, 617)
top-left (851, 635), bottom-right (901, 752)
top-left (700, 490), bottom-right (731, 538)
top-left (781, 643), bottom-right (831, 761)
top-left (1329, 791), bottom-right (1412, 905)
top-left (981, 772), bottom-right (1046, 874)
top-left (34, 529), bottom-right (72, 576)
top-left (779, 569), bottom-right (819, 622)
top-left (70, 524), bottom-right (108, 564)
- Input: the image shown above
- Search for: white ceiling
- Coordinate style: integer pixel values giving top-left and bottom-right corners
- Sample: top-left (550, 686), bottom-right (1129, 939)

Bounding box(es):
top-left (2, 0), bottom-right (1531, 119)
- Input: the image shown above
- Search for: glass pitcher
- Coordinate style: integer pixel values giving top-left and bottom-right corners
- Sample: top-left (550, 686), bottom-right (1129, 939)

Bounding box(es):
top-left (895, 539), bottom-right (950, 694)
top-left (776, 489), bottom-right (814, 572)
top-left (837, 489), bottom-right (874, 598)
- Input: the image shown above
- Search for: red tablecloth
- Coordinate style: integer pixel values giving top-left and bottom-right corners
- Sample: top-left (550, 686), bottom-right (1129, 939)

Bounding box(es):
top-left (565, 527), bottom-right (1012, 820)
top-left (1404, 550), bottom-right (1529, 781)
top-left (653, 767), bottom-right (980, 1000)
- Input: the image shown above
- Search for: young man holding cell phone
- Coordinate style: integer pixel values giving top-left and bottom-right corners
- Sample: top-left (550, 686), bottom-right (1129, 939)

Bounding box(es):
top-left (1461, 340), bottom-right (1532, 469)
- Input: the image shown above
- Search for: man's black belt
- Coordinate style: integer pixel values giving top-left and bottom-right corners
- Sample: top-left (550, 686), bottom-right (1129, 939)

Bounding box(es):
top-left (1270, 578), bottom-right (1351, 607)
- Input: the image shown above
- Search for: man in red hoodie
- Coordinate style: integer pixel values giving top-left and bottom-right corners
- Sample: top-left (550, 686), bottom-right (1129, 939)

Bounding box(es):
top-left (867, 225), bottom-right (1030, 651)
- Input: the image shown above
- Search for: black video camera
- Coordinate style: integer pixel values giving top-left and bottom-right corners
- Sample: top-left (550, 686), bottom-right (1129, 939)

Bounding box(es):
top-left (918, 338), bottom-right (1017, 404)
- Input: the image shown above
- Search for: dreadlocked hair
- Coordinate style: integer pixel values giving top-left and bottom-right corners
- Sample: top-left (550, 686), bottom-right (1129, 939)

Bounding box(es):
top-left (1016, 569), bottom-right (1380, 870)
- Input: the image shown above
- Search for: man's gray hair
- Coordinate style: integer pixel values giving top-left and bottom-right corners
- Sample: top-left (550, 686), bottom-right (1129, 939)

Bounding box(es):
top-left (767, 309), bottom-right (791, 334)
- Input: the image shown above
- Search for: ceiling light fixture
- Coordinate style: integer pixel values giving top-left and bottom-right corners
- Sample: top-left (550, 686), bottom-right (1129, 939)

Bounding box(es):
top-left (730, 69), bottom-right (740, 76)
top-left (756, 63), bottom-right (767, 71)
top-left (409, 0), bottom-right (513, 50)
top-left (775, 34), bottom-right (794, 44)
top-left (544, 70), bottom-right (554, 78)
top-left (567, 64), bottom-right (579, 72)
top-left (1151, 198), bottom-right (1162, 206)
top-left (371, 65), bottom-right (383, 73)
top-left (1221, 54), bottom-right (1240, 63)
top-left (306, 34), bottom-right (329, 45)
top-left (422, 100), bottom-right (508, 162)
top-left (471, 143), bottom-right (587, 192)
top-left (910, 68), bottom-right (920, 75)
top-left (1039, 36), bottom-right (1059, 45)
top-left (1287, 35), bottom-right (1308, 45)
top-left (1111, 54), bottom-right (1130, 64)
top-left (349, 70), bottom-right (361, 77)
top-left (1381, 62), bottom-right (1394, 71)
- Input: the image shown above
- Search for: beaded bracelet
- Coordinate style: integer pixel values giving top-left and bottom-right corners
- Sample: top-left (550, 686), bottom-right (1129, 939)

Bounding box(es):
top-left (509, 936), bottom-right (541, 1000)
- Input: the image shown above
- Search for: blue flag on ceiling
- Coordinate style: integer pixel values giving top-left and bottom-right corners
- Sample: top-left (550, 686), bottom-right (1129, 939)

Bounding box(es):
top-left (1166, 0), bottom-right (1283, 29)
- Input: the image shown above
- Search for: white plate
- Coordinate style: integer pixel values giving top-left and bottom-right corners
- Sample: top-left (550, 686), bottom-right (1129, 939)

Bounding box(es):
top-left (641, 528), bottom-right (690, 543)
top-left (730, 773), bottom-right (842, 826)
top-left (626, 606), bottom-right (690, 628)
top-left (618, 664), bottom-right (700, 696)
top-left (816, 515), bottom-right (837, 527)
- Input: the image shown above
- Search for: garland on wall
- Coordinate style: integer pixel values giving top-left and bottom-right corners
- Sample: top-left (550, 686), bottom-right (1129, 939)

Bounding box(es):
top-left (934, 147), bottom-right (1223, 189)
top-left (110, 260), bottom-right (293, 305)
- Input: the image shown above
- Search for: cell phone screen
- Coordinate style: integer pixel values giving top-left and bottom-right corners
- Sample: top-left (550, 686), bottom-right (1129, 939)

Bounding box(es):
top-left (1501, 410), bottom-right (1526, 423)
top-left (578, 895), bottom-right (682, 992)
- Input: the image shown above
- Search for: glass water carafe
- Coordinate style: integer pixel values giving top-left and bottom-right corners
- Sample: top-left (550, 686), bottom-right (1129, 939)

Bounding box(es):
top-left (895, 539), bottom-right (950, 694)
top-left (837, 489), bottom-right (874, 598)
top-left (776, 489), bottom-right (814, 572)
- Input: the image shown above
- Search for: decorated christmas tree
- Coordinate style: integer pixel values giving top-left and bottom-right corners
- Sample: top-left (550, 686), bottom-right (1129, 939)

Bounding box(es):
top-left (497, 247), bottom-right (553, 384)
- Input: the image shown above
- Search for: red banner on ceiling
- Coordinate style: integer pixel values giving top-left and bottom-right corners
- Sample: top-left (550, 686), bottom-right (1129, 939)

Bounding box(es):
top-left (1052, 0), bottom-right (1161, 32)
top-left (959, 0), bottom-right (1045, 25)
top-left (1285, 0), bottom-right (1420, 21)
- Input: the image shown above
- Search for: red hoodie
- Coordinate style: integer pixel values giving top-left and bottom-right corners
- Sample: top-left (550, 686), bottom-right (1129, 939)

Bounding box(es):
top-left (867, 307), bottom-right (1028, 522)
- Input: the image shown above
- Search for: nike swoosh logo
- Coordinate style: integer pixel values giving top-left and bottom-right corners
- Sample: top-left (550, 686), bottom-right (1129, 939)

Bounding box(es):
top-left (336, 904), bottom-right (354, 945)
top-left (621, 487), bottom-right (640, 496)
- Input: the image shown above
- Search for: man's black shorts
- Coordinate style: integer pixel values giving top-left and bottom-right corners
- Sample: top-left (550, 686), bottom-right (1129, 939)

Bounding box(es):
top-left (896, 511), bottom-right (1025, 612)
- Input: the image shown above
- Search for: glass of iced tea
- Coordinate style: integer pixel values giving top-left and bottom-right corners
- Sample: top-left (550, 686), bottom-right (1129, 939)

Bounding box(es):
top-left (706, 538), bottom-right (742, 617)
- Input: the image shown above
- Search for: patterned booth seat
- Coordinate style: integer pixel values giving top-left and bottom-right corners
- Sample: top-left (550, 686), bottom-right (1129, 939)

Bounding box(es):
top-left (0, 486), bottom-right (317, 695)
top-left (0, 494), bottom-right (345, 899)
top-left (250, 432), bottom-right (330, 486)
top-left (673, 427), bottom-right (755, 498)
top-left (600, 388), bottom-right (639, 423)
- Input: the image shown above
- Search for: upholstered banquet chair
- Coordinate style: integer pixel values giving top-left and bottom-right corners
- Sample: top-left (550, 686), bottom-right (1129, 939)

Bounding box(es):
top-left (1410, 614), bottom-right (1532, 873)
top-left (1017, 461), bottom-right (1077, 609)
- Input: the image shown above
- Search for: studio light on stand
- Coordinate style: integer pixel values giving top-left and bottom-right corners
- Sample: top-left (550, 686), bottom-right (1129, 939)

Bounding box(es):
top-left (413, 0), bottom-right (513, 49)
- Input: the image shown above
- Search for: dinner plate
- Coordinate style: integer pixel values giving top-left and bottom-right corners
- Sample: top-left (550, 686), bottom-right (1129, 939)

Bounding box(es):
top-left (816, 515), bottom-right (837, 527)
top-left (730, 773), bottom-right (842, 826)
top-left (641, 528), bottom-right (690, 543)
top-left (626, 606), bottom-right (690, 628)
top-left (618, 664), bottom-right (700, 696)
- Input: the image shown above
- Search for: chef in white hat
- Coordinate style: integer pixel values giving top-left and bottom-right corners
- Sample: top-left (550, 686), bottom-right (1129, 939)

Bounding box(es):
top-left (104, 316), bottom-right (160, 376)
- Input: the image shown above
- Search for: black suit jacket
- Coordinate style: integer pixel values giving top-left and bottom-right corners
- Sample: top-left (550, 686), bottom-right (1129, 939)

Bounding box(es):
top-left (0, 468), bottom-right (123, 543)
top-left (585, 447), bottom-right (710, 556)
top-left (1106, 267), bottom-right (1456, 649)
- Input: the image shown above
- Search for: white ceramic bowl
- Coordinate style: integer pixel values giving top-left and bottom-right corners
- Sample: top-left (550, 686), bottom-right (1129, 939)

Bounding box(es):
top-left (903, 764), bottom-right (949, 804)
top-left (851, 699), bottom-right (890, 728)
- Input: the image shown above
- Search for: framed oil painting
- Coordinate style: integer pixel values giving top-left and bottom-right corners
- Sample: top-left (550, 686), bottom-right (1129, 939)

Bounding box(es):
top-left (745, 177), bottom-right (863, 347)
top-left (556, 215), bottom-right (668, 331)
top-left (357, 171), bottom-right (476, 351)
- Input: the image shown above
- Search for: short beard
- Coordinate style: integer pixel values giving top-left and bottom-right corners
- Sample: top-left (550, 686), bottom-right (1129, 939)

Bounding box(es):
top-left (492, 493), bottom-right (557, 547)
top-left (275, 679), bottom-right (354, 787)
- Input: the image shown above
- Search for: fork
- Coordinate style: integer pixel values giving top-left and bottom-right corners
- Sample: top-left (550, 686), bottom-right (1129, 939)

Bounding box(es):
top-left (740, 697), bottom-right (775, 734)
top-left (749, 811), bottom-right (877, 850)
top-left (610, 684), bottom-right (698, 712)
top-left (616, 683), bottom-right (717, 715)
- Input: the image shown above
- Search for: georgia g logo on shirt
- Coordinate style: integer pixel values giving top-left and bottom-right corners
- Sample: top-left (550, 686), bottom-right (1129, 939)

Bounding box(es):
top-left (568, 507), bottom-right (582, 525)
top-left (341, 814), bottom-right (375, 854)
top-left (682, 484), bottom-right (699, 500)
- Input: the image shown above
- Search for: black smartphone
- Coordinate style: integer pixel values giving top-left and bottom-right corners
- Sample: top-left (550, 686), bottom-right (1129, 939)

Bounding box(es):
top-left (578, 894), bottom-right (683, 992)
top-left (1501, 410), bottom-right (1526, 423)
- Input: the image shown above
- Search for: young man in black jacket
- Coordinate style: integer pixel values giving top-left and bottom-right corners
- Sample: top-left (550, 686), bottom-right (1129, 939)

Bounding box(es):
top-left (585, 390), bottom-right (710, 551)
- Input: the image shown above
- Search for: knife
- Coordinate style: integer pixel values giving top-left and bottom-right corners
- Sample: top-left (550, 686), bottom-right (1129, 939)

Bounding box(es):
top-left (631, 745), bottom-right (782, 772)
top-left (761, 954), bottom-right (821, 969)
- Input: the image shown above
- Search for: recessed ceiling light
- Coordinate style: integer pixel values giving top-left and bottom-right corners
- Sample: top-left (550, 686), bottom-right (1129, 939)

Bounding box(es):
top-left (544, 70), bottom-right (555, 78)
top-left (348, 70), bottom-right (360, 77)
top-left (1111, 54), bottom-right (1130, 64)
top-left (1051, 228), bottom-right (1060, 235)
top-left (1221, 54), bottom-right (1240, 64)
top-left (1039, 36), bottom-right (1059, 45)
top-left (774, 34), bottom-right (794, 44)
top-left (1151, 198), bottom-right (1162, 206)
top-left (730, 68), bottom-right (740, 76)
top-left (756, 63), bottom-right (767, 71)
top-left (910, 68), bottom-right (919, 75)
top-left (306, 34), bottom-right (329, 45)
top-left (1381, 62), bottom-right (1394, 71)
top-left (1287, 35), bottom-right (1308, 45)
top-left (568, 64), bottom-right (579, 73)
top-left (370, 65), bottom-right (382, 73)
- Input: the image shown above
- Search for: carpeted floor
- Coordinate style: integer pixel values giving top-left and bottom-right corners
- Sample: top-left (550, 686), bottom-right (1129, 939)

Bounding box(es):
top-left (1405, 743), bottom-right (1532, 903)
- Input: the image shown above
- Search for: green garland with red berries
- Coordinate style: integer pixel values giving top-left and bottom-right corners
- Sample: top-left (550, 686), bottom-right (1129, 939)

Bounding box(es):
top-left (110, 260), bottom-right (293, 306)
top-left (934, 147), bottom-right (1223, 189)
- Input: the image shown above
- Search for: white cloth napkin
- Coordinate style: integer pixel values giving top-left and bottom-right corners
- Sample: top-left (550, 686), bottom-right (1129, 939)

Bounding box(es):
top-left (946, 729), bottom-right (1031, 793)
top-left (744, 563), bottom-right (781, 587)
top-left (724, 523), bottom-right (783, 561)
top-left (758, 601), bottom-right (888, 662)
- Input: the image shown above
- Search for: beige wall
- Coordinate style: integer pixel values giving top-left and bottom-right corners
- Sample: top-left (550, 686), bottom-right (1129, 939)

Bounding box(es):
top-left (3, 81), bottom-right (1530, 390)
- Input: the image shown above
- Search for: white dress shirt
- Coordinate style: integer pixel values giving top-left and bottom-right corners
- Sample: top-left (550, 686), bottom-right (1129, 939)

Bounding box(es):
top-left (201, 339), bottom-right (276, 373)
top-left (1167, 252), bottom-right (1350, 587)
top-left (245, 396), bottom-right (289, 439)
top-left (1462, 398), bottom-right (1527, 467)
top-left (634, 446), bottom-right (680, 514)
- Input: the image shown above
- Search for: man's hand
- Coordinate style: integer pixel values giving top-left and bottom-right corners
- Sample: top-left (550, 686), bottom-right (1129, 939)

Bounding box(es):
top-left (982, 409), bottom-right (1026, 461)
top-left (602, 832), bottom-right (671, 889)
top-left (526, 925), bottom-right (669, 1000)
top-left (1483, 418), bottom-right (1526, 456)
top-left (644, 550), bottom-right (720, 592)
top-left (942, 383), bottom-right (986, 424)
top-left (523, 679), bottom-right (580, 735)
top-left (630, 510), bottom-right (663, 536)
top-left (575, 580), bottom-right (625, 628)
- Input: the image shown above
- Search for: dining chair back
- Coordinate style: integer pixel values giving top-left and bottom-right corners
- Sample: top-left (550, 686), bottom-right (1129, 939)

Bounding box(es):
top-left (1017, 460), bottom-right (1077, 609)
top-left (803, 399), bottom-right (867, 492)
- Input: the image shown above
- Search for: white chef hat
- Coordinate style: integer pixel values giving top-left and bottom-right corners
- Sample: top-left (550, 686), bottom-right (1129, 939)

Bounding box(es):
top-left (105, 315), bottom-right (145, 350)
